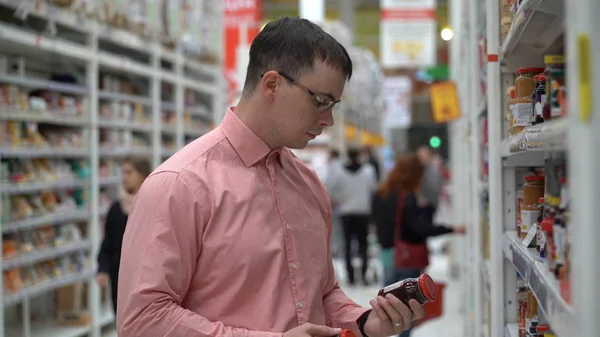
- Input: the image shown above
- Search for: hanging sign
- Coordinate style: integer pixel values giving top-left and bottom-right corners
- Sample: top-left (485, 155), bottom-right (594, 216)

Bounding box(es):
top-left (429, 81), bottom-right (462, 123)
top-left (380, 0), bottom-right (437, 68)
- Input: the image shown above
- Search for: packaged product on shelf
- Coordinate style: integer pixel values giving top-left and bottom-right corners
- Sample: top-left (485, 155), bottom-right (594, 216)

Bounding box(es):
top-left (544, 155), bottom-right (566, 206)
top-left (533, 74), bottom-right (546, 124)
top-left (521, 175), bottom-right (545, 243)
top-left (541, 55), bottom-right (566, 121)
top-left (507, 86), bottom-right (516, 133)
top-left (511, 68), bottom-right (545, 135)
top-left (516, 189), bottom-right (523, 236)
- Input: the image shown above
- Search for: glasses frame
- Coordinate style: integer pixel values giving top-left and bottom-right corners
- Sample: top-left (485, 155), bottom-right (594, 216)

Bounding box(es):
top-left (260, 71), bottom-right (341, 112)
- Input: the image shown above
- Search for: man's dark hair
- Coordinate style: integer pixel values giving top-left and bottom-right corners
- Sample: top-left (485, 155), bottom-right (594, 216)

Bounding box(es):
top-left (242, 16), bottom-right (353, 96)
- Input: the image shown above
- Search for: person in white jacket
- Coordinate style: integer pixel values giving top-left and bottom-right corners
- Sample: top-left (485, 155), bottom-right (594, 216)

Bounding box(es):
top-left (329, 147), bottom-right (377, 285)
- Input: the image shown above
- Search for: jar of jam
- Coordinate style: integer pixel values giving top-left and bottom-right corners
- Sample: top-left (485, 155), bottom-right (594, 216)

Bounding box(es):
top-left (521, 175), bottom-right (545, 240)
top-left (512, 68), bottom-right (544, 134)
top-left (378, 273), bottom-right (437, 305)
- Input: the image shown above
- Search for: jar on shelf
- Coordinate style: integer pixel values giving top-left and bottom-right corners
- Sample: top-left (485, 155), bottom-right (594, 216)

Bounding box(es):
top-left (542, 55), bottom-right (566, 120)
top-left (507, 86), bottom-right (516, 134)
top-left (521, 175), bottom-right (545, 240)
top-left (534, 74), bottom-right (546, 124)
top-left (512, 68), bottom-right (545, 134)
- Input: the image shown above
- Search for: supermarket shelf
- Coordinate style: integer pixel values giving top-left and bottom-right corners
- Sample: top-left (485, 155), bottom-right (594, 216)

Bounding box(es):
top-left (1, 178), bottom-right (89, 194)
top-left (0, 75), bottom-right (89, 96)
top-left (3, 270), bottom-right (94, 307)
top-left (0, 109), bottom-right (90, 126)
top-left (3, 240), bottom-right (90, 270)
top-left (99, 305), bottom-right (115, 327)
top-left (500, 119), bottom-right (567, 166)
top-left (99, 176), bottom-right (121, 186)
top-left (481, 259), bottom-right (490, 298)
top-left (2, 209), bottom-right (90, 234)
top-left (6, 320), bottom-right (91, 337)
top-left (98, 120), bottom-right (153, 133)
top-left (0, 146), bottom-right (90, 158)
top-left (501, 0), bottom-right (564, 62)
top-left (504, 323), bottom-right (518, 337)
top-left (99, 147), bottom-right (153, 157)
top-left (503, 231), bottom-right (573, 336)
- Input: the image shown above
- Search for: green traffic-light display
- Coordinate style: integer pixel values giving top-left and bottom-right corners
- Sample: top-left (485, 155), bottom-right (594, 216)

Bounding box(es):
top-left (429, 136), bottom-right (442, 149)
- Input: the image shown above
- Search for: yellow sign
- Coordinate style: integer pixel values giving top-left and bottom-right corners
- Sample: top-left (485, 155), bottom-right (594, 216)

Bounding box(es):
top-left (429, 81), bottom-right (461, 123)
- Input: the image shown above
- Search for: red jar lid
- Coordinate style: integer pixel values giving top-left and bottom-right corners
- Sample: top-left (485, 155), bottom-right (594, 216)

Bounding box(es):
top-left (419, 274), bottom-right (437, 302)
top-left (538, 74), bottom-right (547, 81)
top-left (536, 325), bottom-right (550, 333)
top-left (339, 329), bottom-right (356, 337)
top-left (516, 67), bottom-right (545, 75)
top-left (524, 175), bottom-right (545, 182)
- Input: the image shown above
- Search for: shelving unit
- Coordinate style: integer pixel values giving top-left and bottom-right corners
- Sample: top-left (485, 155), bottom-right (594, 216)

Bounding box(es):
top-left (451, 0), bottom-right (600, 337)
top-left (0, 1), bottom-right (224, 337)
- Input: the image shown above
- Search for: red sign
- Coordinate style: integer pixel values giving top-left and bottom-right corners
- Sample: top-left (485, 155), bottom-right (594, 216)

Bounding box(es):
top-left (224, 0), bottom-right (262, 104)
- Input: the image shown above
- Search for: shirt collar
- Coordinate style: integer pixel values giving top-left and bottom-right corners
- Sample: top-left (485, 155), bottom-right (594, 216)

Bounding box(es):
top-left (220, 108), bottom-right (284, 168)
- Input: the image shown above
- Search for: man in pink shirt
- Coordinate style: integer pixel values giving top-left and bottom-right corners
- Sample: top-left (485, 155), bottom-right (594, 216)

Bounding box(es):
top-left (117, 16), bottom-right (424, 337)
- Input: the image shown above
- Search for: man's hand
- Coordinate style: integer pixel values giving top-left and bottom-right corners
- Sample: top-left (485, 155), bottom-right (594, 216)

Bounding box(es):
top-left (365, 295), bottom-right (425, 337)
top-left (284, 323), bottom-right (342, 337)
top-left (96, 272), bottom-right (109, 288)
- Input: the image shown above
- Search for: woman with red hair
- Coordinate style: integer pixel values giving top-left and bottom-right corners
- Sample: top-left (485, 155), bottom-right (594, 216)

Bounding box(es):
top-left (371, 153), bottom-right (464, 337)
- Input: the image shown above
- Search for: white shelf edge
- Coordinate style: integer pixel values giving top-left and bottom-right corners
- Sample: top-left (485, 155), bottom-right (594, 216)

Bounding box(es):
top-left (503, 231), bottom-right (573, 337)
top-left (504, 323), bottom-right (518, 337)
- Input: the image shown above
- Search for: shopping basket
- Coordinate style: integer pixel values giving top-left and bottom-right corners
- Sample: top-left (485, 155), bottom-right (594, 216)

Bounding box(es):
top-left (413, 282), bottom-right (445, 327)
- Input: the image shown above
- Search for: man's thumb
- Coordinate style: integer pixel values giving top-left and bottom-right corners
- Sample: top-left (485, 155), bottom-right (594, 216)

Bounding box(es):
top-left (306, 325), bottom-right (342, 337)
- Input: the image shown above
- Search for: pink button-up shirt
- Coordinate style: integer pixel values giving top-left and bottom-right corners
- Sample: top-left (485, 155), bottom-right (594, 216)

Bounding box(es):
top-left (117, 109), bottom-right (369, 337)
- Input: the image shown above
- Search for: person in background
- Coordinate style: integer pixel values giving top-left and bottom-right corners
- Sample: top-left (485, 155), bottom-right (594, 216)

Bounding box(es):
top-left (329, 147), bottom-right (377, 286)
top-left (416, 146), bottom-right (444, 207)
top-left (117, 17), bottom-right (424, 337)
top-left (364, 146), bottom-right (382, 182)
top-left (325, 148), bottom-right (344, 258)
top-left (96, 158), bottom-right (151, 315)
top-left (371, 153), bottom-right (465, 337)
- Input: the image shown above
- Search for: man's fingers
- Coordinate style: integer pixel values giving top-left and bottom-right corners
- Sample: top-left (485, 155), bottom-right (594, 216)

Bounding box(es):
top-left (369, 299), bottom-right (391, 324)
top-left (376, 295), bottom-right (405, 332)
top-left (304, 324), bottom-right (342, 337)
top-left (385, 294), bottom-right (413, 329)
top-left (408, 299), bottom-right (425, 320)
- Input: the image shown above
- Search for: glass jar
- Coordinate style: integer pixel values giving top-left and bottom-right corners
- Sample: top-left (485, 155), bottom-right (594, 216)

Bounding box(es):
top-left (512, 68), bottom-right (544, 134)
top-left (378, 273), bottom-right (437, 305)
top-left (521, 175), bottom-right (545, 240)
top-left (542, 55), bottom-right (565, 120)
top-left (534, 74), bottom-right (546, 124)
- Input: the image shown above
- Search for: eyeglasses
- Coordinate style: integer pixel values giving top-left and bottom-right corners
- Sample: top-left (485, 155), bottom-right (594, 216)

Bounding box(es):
top-left (261, 72), bottom-right (341, 112)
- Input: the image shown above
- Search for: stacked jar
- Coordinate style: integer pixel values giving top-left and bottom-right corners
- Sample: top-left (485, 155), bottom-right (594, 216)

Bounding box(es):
top-left (511, 68), bottom-right (544, 135)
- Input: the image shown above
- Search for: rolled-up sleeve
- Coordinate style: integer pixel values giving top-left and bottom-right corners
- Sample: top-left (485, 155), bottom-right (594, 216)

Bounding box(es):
top-left (117, 171), bottom-right (282, 337)
top-left (321, 207), bottom-right (370, 335)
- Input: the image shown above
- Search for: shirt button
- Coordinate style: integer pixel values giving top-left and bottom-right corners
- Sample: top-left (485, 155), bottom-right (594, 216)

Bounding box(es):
top-left (286, 223), bottom-right (291, 231)
top-left (297, 302), bottom-right (304, 310)
top-left (291, 263), bottom-right (298, 270)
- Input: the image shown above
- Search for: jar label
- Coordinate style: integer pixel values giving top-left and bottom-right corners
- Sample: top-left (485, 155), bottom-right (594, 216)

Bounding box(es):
top-left (520, 210), bottom-right (538, 236)
top-left (512, 103), bottom-right (533, 126)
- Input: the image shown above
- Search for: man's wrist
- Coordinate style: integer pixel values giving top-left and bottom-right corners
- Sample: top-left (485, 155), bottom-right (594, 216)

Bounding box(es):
top-left (356, 309), bottom-right (372, 337)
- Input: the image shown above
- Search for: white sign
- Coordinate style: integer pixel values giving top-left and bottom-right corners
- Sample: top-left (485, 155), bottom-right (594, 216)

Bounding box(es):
top-left (383, 76), bottom-right (412, 128)
top-left (380, 0), bottom-right (437, 68)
